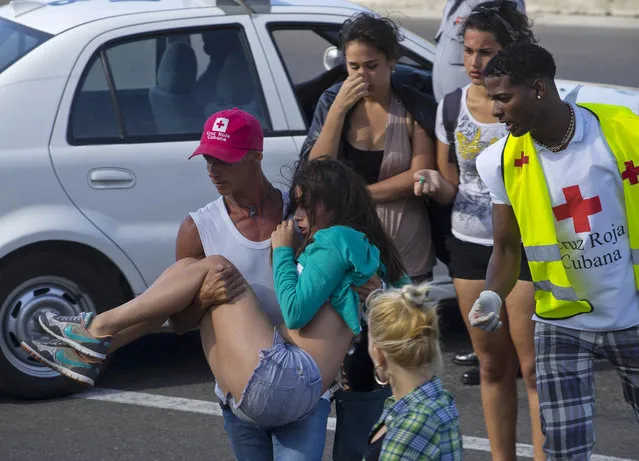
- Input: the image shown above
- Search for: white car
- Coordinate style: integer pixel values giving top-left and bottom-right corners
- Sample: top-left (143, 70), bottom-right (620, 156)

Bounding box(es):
top-left (0, 0), bottom-right (637, 400)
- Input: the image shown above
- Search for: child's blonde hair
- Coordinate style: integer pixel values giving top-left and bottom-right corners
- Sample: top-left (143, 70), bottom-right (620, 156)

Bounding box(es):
top-left (366, 283), bottom-right (444, 375)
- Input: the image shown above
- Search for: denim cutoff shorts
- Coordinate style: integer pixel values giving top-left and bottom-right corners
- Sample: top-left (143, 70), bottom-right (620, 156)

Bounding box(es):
top-left (216, 328), bottom-right (323, 427)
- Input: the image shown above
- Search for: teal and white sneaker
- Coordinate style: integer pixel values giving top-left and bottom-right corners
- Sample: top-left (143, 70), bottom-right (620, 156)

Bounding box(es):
top-left (21, 338), bottom-right (102, 387)
top-left (38, 312), bottom-right (111, 360)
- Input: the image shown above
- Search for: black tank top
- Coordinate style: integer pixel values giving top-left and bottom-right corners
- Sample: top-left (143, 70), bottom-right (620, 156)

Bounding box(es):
top-left (341, 140), bottom-right (384, 185)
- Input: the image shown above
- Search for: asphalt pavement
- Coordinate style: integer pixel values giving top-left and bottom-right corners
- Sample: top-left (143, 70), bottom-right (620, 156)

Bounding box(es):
top-left (2, 325), bottom-right (638, 461)
top-left (2, 18), bottom-right (639, 461)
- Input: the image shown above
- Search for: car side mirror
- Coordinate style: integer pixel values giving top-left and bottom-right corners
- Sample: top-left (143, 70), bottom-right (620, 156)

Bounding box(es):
top-left (323, 46), bottom-right (344, 71)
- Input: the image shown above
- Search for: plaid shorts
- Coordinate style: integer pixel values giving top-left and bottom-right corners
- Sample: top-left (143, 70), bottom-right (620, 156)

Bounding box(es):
top-left (534, 322), bottom-right (639, 460)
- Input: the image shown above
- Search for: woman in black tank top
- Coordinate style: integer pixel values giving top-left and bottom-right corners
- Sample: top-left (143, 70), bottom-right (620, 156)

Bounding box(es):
top-left (341, 141), bottom-right (384, 185)
top-left (301, 12), bottom-right (438, 394)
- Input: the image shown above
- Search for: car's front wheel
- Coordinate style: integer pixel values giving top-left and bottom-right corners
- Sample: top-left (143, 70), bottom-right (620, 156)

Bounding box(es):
top-left (0, 247), bottom-right (128, 399)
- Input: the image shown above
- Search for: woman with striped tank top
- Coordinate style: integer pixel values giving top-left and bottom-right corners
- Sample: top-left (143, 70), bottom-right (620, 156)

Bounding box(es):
top-left (413, 3), bottom-right (544, 460)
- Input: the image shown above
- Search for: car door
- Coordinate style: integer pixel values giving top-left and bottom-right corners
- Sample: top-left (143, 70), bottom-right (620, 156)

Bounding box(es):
top-left (49, 15), bottom-right (298, 290)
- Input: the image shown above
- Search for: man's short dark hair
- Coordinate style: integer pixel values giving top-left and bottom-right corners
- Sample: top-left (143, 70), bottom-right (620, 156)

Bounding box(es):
top-left (484, 42), bottom-right (557, 85)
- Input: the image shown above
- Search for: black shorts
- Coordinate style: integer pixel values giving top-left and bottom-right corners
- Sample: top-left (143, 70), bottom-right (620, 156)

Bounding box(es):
top-left (446, 235), bottom-right (532, 281)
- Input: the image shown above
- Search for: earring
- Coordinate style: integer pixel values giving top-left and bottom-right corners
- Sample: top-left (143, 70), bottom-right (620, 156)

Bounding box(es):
top-left (374, 364), bottom-right (389, 386)
top-left (537, 95), bottom-right (542, 100)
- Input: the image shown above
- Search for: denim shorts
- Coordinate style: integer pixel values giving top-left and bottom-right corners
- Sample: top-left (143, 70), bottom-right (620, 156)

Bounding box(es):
top-left (216, 328), bottom-right (323, 427)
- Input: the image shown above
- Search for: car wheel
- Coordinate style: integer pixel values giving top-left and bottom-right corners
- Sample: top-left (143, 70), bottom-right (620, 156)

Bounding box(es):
top-left (0, 248), bottom-right (128, 400)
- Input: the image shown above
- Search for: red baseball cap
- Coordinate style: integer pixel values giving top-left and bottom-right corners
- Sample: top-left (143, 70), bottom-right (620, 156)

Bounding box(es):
top-left (189, 108), bottom-right (263, 163)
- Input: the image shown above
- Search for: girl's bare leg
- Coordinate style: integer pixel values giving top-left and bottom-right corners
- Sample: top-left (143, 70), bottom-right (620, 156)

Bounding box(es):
top-left (201, 298), bottom-right (353, 399)
top-left (98, 256), bottom-right (273, 403)
top-left (505, 280), bottom-right (546, 461)
top-left (87, 256), bottom-right (229, 338)
top-left (199, 284), bottom-right (275, 399)
top-left (107, 319), bottom-right (168, 354)
top-left (107, 258), bottom-right (200, 354)
top-left (455, 278), bottom-right (520, 461)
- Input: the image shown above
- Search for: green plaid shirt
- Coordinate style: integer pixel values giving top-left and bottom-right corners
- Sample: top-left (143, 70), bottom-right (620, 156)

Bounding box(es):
top-left (369, 377), bottom-right (462, 460)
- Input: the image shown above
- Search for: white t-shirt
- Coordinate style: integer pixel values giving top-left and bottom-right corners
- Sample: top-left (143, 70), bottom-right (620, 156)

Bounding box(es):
top-left (435, 85), bottom-right (506, 246)
top-left (477, 104), bottom-right (639, 331)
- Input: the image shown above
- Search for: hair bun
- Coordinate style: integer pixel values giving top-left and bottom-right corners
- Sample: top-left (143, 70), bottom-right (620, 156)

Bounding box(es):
top-left (401, 284), bottom-right (430, 308)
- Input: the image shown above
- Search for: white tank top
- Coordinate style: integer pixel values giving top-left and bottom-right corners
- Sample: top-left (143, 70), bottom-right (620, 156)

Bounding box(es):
top-left (189, 189), bottom-right (290, 325)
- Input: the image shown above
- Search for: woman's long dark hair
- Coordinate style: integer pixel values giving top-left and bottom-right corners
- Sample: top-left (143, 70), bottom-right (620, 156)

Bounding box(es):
top-left (290, 157), bottom-right (406, 284)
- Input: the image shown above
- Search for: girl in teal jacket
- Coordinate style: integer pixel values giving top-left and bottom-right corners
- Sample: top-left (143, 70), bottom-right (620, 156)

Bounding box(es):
top-left (272, 158), bottom-right (410, 336)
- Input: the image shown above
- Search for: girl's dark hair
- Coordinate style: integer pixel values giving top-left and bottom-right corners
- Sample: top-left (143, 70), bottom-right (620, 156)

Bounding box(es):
top-left (290, 157), bottom-right (406, 284)
top-left (339, 12), bottom-right (404, 61)
top-left (461, 0), bottom-right (536, 48)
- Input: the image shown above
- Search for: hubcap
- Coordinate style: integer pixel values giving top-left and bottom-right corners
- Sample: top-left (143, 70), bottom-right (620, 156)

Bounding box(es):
top-left (0, 276), bottom-right (97, 378)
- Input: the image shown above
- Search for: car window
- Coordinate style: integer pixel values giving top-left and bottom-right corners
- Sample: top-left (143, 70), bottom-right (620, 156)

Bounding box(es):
top-left (271, 29), bottom-right (336, 85)
top-left (399, 54), bottom-right (425, 68)
top-left (0, 18), bottom-right (52, 74)
top-left (269, 25), bottom-right (345, 126)
top-left (69, 26), bottom-right (270, 144)
top-left (271, 24), bottom-right (431, 83)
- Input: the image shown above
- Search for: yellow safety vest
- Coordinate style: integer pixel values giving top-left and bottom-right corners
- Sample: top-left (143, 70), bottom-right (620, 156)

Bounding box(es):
top-left (502, 103), bottom-right (639, 320)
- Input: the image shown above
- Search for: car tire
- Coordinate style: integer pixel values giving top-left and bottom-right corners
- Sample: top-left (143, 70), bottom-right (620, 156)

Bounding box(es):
top-left (0, 247), bottom-right (128, 400)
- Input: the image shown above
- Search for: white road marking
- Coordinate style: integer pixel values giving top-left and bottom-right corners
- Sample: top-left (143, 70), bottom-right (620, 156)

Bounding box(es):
top-left (73, 388), bottom-right (637, 461)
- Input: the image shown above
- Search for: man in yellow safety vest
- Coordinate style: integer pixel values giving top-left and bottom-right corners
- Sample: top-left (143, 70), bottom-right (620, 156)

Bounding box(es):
top-left (470, 42), bottom-right (639, 460)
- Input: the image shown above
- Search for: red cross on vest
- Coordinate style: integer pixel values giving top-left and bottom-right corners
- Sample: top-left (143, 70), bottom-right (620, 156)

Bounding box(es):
top-left (552, 185), bottom-right (602, 233)
top-left (621, 160), bottom-right (639, 185)
top-left (514, 152), bottom-right (529, 167)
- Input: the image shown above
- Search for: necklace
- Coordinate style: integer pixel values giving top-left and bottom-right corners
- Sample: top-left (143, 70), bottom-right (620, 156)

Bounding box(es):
top-left (225, 194), bottom-right (258, 218)
top-left (532, 103), bottom-right (575, 153)
top-left (224, 183), bottom-right (272, 219)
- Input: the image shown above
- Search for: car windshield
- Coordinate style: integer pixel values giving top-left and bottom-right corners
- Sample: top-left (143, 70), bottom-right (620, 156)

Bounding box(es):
top-left (0, 17), bottom-right (52, 74)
